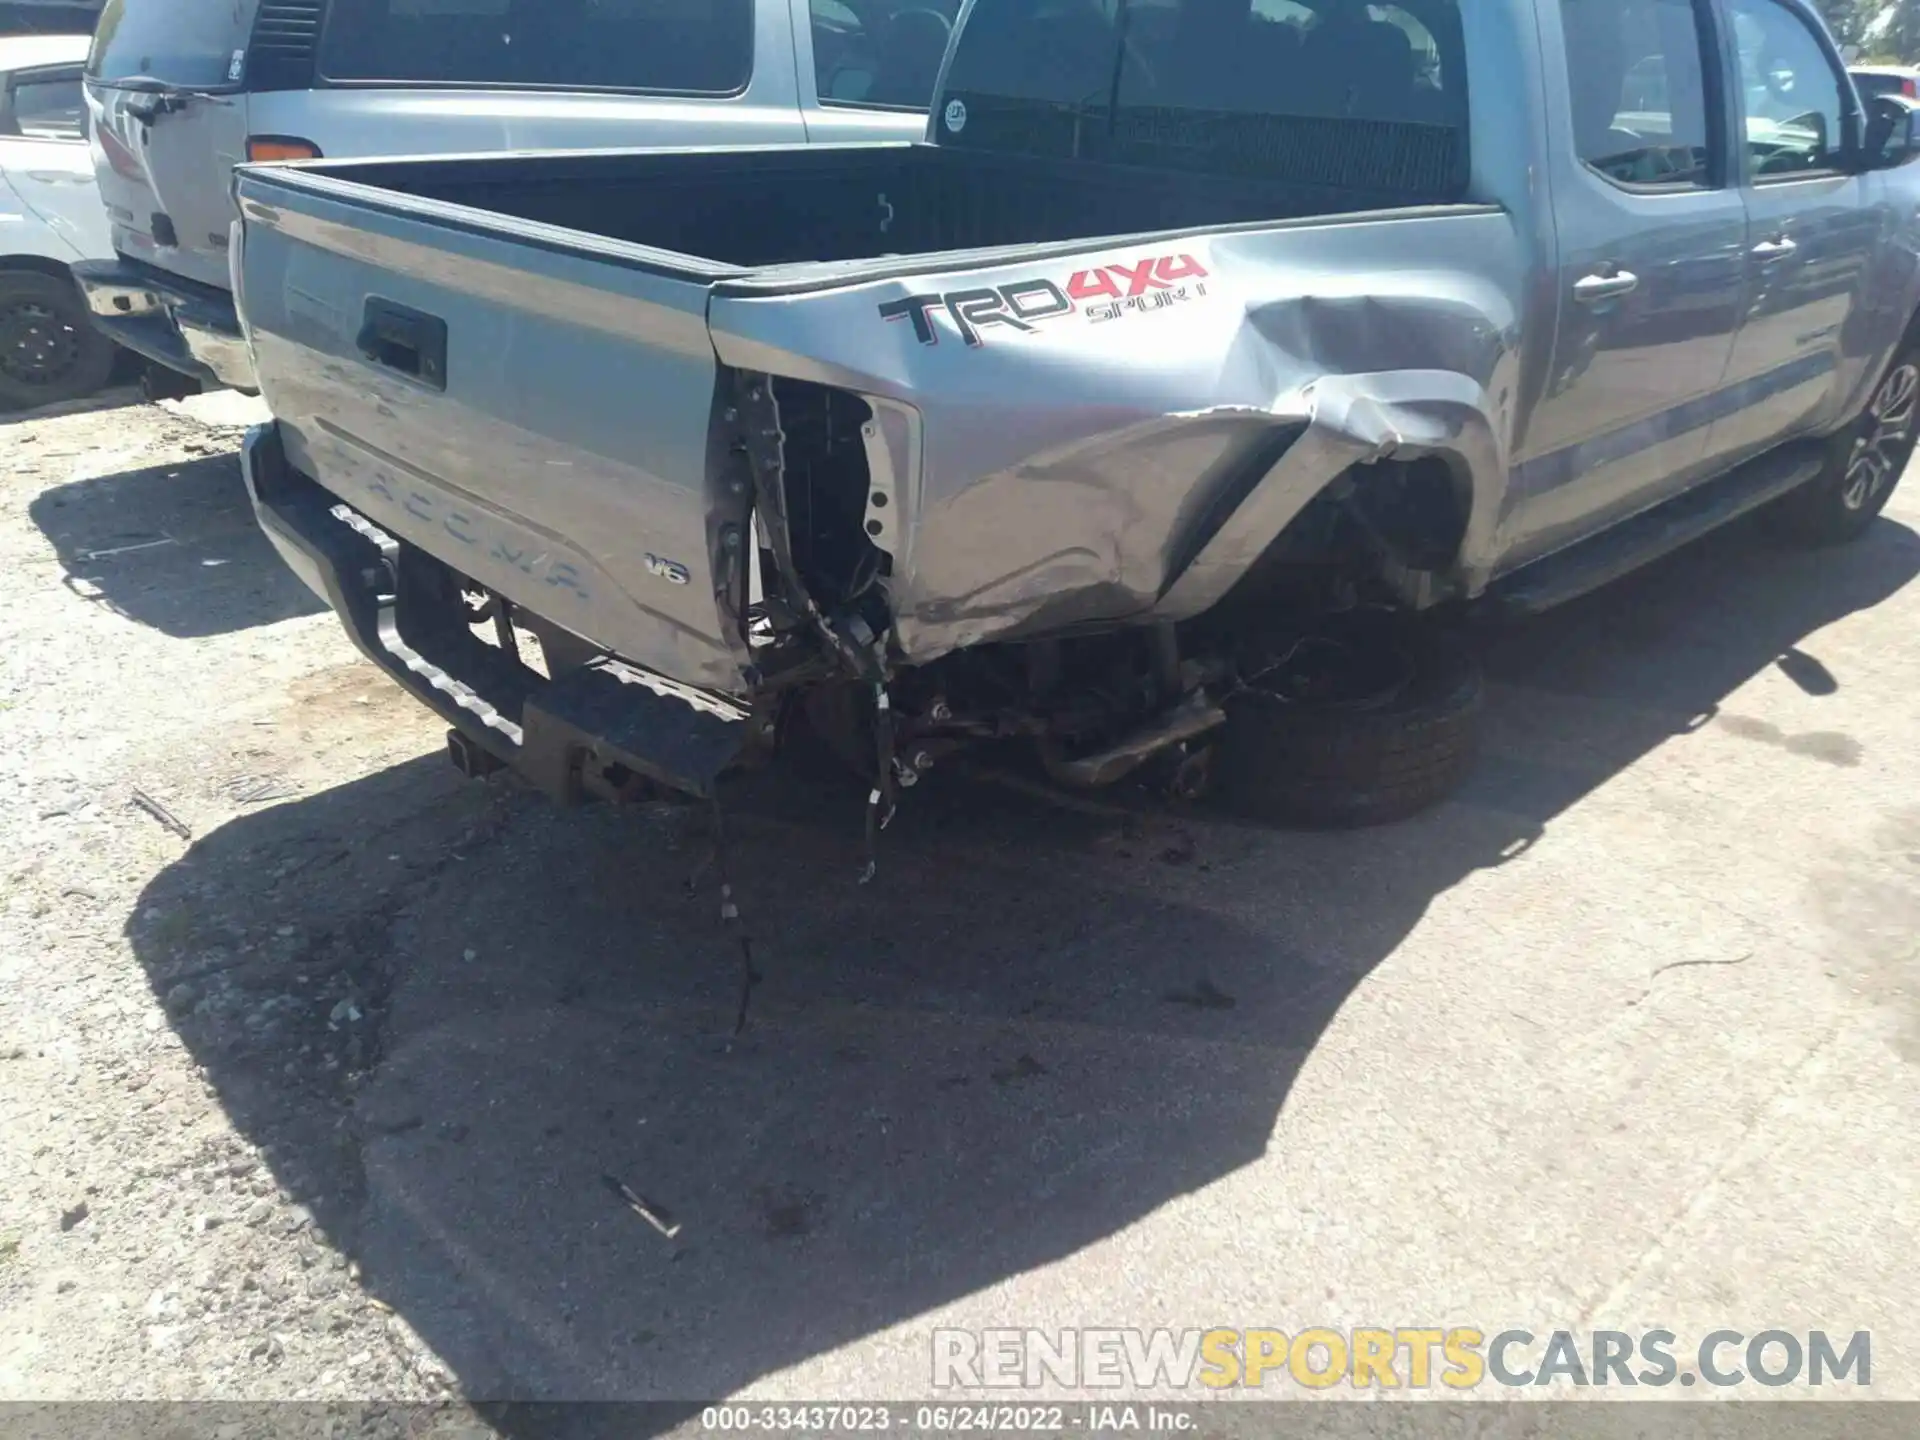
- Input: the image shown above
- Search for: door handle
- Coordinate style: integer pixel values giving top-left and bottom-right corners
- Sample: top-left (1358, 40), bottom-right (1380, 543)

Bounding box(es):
top-left (1573, 270), bottom-right (1640, 304)
top-left (1751, 237), bottom-right (1799, 262)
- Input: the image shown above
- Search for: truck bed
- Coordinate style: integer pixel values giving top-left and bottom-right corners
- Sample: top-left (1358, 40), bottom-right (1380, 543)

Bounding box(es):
top-left (308, 137), bottom-right (1464, 275)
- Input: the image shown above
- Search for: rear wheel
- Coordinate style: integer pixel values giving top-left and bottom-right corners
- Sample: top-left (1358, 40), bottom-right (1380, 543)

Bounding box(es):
top-left (0, 270), bottom-right (117, 410)
top-left (138, 361), bottom-right (202, 403)
top-left (1767, 341), bottom-right (1919, 545)
top-left (1210, 609), bottom-right (1483, 828)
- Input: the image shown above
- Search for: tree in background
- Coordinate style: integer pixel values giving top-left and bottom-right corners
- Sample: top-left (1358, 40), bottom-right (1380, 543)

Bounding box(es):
top-left (1880, 3), bottom-right (1920, 61)
top-left (1815, 0), bottom-right (1920, 63)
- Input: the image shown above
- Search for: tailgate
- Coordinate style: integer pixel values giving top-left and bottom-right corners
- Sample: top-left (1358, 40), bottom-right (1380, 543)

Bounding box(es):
top-left (84, 0), bottom-right (259, 289)
top-left (86, 87), bottom-right (251, 290)
top-left (235, 166), bottom-right (751, 694)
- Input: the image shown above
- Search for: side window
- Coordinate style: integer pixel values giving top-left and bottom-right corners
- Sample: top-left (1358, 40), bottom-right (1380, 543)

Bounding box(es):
top-left (1729, 0), bottom-right (1850, 177)
top-left (1561, 0), bottom-right (1715, 190)
top-left (811, 0), bottom-right (963, 109)
top-left (320, 0), bottom-right (755, 94)
top-left (1, 70), bottom-right (85, 141)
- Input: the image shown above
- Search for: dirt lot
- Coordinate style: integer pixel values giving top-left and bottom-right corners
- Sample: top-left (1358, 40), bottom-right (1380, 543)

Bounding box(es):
top-left (1, 393), bottom-right (1917, 1407)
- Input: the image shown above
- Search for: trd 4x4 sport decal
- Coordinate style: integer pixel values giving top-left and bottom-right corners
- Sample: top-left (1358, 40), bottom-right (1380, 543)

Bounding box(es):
top-left (878, 254), bottom-right (1211, 347)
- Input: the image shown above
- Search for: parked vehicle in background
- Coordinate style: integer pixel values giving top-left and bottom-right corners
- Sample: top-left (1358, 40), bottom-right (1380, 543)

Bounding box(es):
top-left (1850, 63), bottom-right (1920, 100)
top-left (70, 0), bottom-right (954, 397)
top-left (0, 31), bottom-right (117, 408)
top-left (233, 0), bottom-right (1920, 834)
top-left (0, 2), bottom-right (99, 40)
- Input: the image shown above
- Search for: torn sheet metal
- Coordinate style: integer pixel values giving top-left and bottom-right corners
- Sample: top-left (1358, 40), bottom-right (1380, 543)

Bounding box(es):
top-left (710, 208), bottom-right (1523, 668)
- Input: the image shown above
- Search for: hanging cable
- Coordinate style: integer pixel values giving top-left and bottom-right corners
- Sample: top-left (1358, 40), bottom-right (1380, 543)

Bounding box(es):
top-left (707, 792), bottom-right (760, 1034)
top-left (859, 679), bottom-right (898, 885)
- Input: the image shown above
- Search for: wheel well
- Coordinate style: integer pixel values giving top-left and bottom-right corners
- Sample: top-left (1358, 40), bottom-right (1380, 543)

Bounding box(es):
top-left (1219, 453), bottom-right (1475, 616)
top-left (1343, 454), bottom-right (1472, 576)
top-left (0, 255), bottom-right (78, 284)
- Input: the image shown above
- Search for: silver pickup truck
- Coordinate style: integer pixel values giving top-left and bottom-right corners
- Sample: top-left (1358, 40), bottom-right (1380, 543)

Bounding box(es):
top-left (235, 0), bottom-right (1920, 835)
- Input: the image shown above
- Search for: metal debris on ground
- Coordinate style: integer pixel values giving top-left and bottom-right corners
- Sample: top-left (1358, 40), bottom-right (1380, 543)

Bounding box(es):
top-left (75, 536), bottom-right (177, 562)
top-left (229, 776), bottom-right (297, 806)
top-left (129, 789), bottom-right (192, 840)
top-left (601, 1174), bottom-right (681, 1239)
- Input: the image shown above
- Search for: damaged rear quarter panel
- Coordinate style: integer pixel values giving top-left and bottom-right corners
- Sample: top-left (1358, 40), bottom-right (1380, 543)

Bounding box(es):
top-left (709, 207), bottom-right (1525, 665)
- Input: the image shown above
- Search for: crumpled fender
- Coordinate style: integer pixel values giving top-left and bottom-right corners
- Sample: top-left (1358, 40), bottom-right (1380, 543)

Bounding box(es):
top-left (1155, 367), bottom-right (1509, 620)
top-left (709, 208), bottom-right (1522, 666)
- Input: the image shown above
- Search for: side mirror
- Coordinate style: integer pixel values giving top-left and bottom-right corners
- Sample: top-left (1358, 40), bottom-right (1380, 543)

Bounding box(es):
top-left (1865, 93), bottom-right (1920, 168)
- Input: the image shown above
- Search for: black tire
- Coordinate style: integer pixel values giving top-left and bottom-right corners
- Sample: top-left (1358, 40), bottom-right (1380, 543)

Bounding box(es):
top-left (1765, 339), bottom-right (1919, 546)
top-left (1210, 610), bottom-right (1483, 828)
top-left (0, 269), bottom-right (117, 410)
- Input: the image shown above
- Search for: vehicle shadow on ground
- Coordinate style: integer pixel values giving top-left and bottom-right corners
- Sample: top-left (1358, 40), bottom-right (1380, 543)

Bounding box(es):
top-left (1466, 515), bottom-right (1919, 817)
top-left (125, 512), bottom-right (1920, 1418)
top-left (28, 451), bottom-right (326, 638)
top-left (0, 381), bottom-right (144, 425)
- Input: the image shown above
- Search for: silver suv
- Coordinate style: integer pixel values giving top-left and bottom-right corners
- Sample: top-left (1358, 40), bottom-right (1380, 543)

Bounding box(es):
top-left (72, 0), bottom-right (953, 393)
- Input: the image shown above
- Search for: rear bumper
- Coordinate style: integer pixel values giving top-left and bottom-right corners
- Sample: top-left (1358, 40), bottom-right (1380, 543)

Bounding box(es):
top-left (241, 422), bottom-right (748, 800)
top-left (72, 257), bottom-right (257, 392)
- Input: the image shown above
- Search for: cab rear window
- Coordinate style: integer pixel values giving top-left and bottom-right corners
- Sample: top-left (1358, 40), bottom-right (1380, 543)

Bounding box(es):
top-left (938, 0), bottom-right (1467, 192)
top-left (812, 0), bottom-right (963, 109)
top-left (88, 0), bottom-right (259, 88)
top-left (318, 0), bottom-right (754, 94)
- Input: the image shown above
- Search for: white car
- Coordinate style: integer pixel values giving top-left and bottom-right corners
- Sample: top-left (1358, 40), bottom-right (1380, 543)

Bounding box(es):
top-left (0, 33), bottom-right (117, 408)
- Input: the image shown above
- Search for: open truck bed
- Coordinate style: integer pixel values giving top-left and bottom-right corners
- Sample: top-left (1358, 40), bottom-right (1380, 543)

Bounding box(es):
top-left (292, 133), bottom-right (1464, 269)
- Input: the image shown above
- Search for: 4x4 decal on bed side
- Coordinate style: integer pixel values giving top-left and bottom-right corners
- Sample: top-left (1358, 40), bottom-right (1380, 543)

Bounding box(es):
top-left (878, 253), bottom-right (1211, 347)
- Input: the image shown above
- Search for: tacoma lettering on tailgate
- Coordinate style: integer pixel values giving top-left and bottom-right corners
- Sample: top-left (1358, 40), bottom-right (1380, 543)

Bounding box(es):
top-left (354, 466), bottom-right (592, 602)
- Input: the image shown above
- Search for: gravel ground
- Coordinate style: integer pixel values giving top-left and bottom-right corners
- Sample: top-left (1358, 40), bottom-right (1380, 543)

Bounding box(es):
top-left (1, 393), bottom-right (1917, 1411)
top-left (0, 393), bottom-right (478, 1400)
